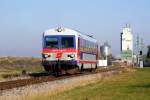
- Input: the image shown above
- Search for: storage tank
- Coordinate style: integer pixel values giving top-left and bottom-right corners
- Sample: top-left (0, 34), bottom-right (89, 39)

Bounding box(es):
top-left (100, 42), bottom-right (111, 59)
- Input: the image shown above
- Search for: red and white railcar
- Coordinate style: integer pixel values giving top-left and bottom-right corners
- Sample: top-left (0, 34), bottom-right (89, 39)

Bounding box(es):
top-left (42, 27), bottom-right (99, 75)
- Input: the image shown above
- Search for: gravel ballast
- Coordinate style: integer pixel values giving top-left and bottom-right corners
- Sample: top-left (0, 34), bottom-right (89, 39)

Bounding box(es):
top-left (0, 69), bottom-right (123, 100)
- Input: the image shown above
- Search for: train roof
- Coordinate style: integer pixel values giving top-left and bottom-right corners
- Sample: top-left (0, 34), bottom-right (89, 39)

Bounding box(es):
top-left (43, 27), bottom-right (98, 43)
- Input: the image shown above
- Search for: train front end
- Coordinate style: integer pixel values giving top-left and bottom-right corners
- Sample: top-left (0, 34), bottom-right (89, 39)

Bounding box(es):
top-left (42, 27), bottom-right (78, 75)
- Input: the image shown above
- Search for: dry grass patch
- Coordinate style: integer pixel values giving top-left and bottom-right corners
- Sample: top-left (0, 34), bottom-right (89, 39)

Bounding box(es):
top-left (0, 57), bottom-right (44, 81)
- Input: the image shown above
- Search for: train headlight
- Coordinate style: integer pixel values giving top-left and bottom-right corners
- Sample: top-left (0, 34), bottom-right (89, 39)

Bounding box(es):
top-left (42, 54), bottom-right (51, 58)
top-left (44, 54), bottom-right (48, 58)
top-left (56, 27), bottom-right (62, 32)
top-left (68, 54), bottom-right (75, 58)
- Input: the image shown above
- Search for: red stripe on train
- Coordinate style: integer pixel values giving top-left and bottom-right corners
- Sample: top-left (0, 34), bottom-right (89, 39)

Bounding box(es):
top-left (79, 60), bottom-right (97, 64)
top-left (43, 48), bottom-right (77, 53)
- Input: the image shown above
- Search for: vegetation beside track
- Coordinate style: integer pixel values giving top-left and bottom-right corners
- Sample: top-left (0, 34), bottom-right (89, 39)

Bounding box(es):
top-left (0, 57), bottom-right (44, 80)
top-left (30, 68), bottom-right (150, 100)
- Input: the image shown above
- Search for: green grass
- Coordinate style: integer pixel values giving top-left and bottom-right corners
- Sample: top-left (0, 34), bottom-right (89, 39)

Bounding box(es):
top-left (34, 68), bottom-right (150, 100)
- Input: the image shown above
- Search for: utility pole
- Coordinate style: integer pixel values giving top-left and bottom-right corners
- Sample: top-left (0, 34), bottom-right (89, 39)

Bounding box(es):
top-left (135, 34), bottom-right (145, 68)
top-left (135, 34), bottom-right (140, 67)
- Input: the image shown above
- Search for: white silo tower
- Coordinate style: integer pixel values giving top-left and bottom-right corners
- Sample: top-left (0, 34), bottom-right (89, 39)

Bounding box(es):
top-left (121, 24), bottom-right (133, 63)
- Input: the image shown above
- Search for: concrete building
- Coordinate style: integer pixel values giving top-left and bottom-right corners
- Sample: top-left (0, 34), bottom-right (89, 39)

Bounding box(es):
top-left (121, 25), bottom-right (133, 63)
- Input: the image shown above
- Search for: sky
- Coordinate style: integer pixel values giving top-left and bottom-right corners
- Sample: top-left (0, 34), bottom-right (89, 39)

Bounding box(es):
top-left (0, 0), bottom-right (150, 57)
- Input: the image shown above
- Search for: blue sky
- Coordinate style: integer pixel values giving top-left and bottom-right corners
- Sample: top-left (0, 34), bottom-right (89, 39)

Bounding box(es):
top-left (0, 0), bottom-right (150, 57)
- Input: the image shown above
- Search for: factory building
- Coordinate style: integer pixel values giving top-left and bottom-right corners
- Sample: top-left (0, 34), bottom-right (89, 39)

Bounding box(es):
top-left (121, 25), bottom-right (133, 63)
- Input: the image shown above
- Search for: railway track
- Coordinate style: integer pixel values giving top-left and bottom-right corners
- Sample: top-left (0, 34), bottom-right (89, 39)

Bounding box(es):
top-left (0, 67), bottom-right (123, 91)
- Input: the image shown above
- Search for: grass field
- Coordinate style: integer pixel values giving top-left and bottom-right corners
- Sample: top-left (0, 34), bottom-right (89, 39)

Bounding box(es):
top-left (31, 68), bottom-right (150, 100)
top-left (0, 57), bottom-right (44, 80)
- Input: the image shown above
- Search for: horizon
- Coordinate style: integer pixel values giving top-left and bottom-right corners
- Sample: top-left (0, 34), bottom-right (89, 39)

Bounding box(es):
top-left (0, 0), bottom-right (149, 57)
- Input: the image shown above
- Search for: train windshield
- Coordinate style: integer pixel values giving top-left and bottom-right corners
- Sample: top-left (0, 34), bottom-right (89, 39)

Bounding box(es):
top-left (61, 37), bottom-right (74, 48)
top-left (44, 35), bottom-right (75, 49)
top-left (45, 37), bottom-right (59, 48)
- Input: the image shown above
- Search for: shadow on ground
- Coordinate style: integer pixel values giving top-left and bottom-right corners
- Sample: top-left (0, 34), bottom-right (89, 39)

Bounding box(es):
top-left (28, 72), bottom-right (52, 77)
top-left (129, 84), bottom-right (150, 89)
top-left (28, 71), bottom-right (79, 77)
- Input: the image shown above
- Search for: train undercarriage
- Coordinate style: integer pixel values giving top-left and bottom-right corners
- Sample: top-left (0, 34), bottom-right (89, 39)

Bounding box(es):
top-left (42, 60), bottom-right (79, 76)
top-left (42, 60), bottom-right (97, 76)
